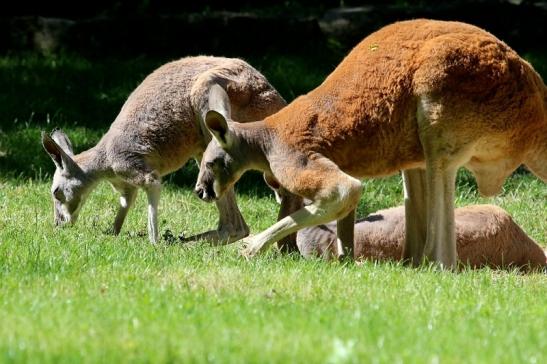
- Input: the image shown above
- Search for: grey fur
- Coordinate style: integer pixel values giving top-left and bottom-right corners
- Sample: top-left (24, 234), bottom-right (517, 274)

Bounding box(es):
top-left (42, 56), bottom-right (286, 243)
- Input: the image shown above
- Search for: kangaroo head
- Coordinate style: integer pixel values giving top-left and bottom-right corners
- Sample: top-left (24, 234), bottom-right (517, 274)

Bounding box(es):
top-left (195, 110), bottom-right (249, 202)
top-left (41, 130), bottom-right (91, 226)
top-left (195, 84), bottom-right (256, 202)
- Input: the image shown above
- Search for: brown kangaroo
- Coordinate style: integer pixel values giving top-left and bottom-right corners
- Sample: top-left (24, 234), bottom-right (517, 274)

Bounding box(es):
top-left (195, 20), bottom-right (547, 268)
top-left (297, 204), bottom-right (546, 271)
top-left (41, 56), bottom-right (286, 243)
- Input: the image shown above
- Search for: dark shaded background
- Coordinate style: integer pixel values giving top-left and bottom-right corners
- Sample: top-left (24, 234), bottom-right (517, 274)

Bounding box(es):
top-left (1, 0), bottom-right (546, 186)
top-left (2, 1), bottom-right (547, 56)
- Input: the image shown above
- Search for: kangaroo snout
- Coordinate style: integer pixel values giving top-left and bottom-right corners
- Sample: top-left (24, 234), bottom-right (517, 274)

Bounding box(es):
top-left (54, 200), bottom-right (69, 226)
top-left (194, 184), bottom-right (216, 202)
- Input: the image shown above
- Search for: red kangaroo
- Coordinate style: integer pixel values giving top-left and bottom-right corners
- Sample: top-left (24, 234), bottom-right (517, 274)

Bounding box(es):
top-left (195, 20), bottom-right (547, 268)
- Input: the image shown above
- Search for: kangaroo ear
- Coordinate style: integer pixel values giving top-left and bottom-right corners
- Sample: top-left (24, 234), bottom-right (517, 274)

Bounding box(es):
top-left (51, 129), bottom-right (74, 156)
top-left (208, 83), bottom-right (231, 121)
top-left (205, 110), bottom-right (234, 149)
top-left (41, 131), bottom-right (77, 171)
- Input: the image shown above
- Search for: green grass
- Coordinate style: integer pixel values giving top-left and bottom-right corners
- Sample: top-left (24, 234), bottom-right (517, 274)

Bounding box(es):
top-left (0, 51), bottom-right (546, 363)
top-left (0, 174), bottom-right (546, 363)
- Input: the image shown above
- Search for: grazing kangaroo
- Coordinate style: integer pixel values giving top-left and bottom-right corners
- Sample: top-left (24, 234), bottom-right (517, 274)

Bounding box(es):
top-left (297, 204), bottom-right (546, 271)
top-left (195, 19), bottom-right (547, 268)
top-left (42, 56), bottom-right (286, 243)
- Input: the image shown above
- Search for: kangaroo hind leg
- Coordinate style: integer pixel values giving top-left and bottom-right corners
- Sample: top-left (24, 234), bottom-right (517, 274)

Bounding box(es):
top-left (402, 168), bottom-right (427, 266)
top-left (417, 96), bottom-right (475, 269)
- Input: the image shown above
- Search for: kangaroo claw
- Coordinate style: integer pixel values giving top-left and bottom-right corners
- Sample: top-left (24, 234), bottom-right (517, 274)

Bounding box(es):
top-left (240, 235), bottom-right (264, 259)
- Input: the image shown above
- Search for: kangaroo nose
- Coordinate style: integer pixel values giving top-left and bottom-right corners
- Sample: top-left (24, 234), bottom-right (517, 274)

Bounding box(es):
top-left (195, 185), bottom-right (216, 202)
top-left (195, 186), bottom-right (205, 200)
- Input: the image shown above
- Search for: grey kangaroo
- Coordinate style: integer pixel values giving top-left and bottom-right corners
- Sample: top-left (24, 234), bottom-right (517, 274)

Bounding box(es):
top-left (42, 56), bottom-right (286, 243)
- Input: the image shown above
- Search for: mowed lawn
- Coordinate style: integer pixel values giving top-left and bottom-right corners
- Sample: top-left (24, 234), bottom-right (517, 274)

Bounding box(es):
top-left (0, 53), bottom-right (546, 363)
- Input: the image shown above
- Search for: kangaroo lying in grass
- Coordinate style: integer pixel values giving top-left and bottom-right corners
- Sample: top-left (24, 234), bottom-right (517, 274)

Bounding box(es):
top-left (267, 179), bottom-right (546, 270)
top-left (195, 19), bottom-right (547, 268)
top-left (297, 204), bottom-right (546, 271)
top-left (42, 56), bottom-right (286, 243)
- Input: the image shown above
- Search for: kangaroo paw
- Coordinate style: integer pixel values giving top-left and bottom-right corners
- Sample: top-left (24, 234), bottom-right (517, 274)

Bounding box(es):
top-left (240, 236), bottom-right (268, 259)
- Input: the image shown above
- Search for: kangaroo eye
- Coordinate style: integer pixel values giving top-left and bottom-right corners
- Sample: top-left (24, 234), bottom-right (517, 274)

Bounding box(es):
top-left (53, 187), bottom-right (64, 200)
top-left (206, 161), bottom-right (214, 169)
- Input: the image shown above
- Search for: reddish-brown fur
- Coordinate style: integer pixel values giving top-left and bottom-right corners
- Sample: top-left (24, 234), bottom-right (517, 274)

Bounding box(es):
top-left (266, 20), bottom-right (545, 188)
top-left (297, 205), bottom-right (546, 271)
top-left (197, 19), bottom-right (546, 267)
